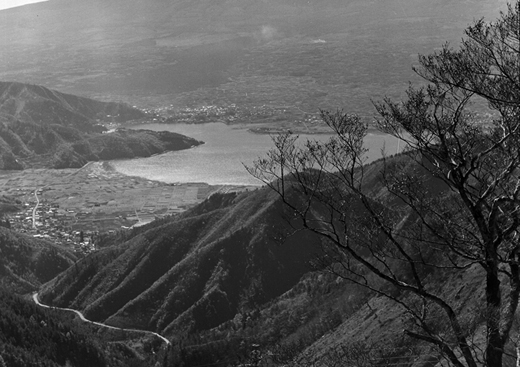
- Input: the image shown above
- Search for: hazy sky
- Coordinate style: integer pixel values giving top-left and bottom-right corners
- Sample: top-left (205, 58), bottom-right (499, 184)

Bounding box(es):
top-left (0, 0), bottom-right (47, 11)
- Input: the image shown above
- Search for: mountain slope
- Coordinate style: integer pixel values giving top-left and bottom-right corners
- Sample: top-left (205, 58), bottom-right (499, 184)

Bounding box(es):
top-left (39, 187), bottom-right (325, 336)
top-left (0, 81), bottom-right (144, 126)
top-left (0, 289), bottom-right (108, 367)
top-left (0, 227), bottom-right (77, 293)
top-left (0, 82), bottom-right (203, 169)
top-left (37, 154), bottom-right (496, 366)
top-left (0, 288), bottom-right (168, 367)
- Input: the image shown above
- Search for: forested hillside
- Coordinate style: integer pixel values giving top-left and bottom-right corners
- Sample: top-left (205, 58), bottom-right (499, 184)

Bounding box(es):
top-left (0, 290), bottom-right (107, 367)
top-left (0, 289), bottom-right (168, 367)
top-left (36, 153), bottom-right (488, 366)
top-left (39, 187), bottom-right (324, 335)
top-left (0, 227), bottom-right (76, 293)
top-left (0, 82), bottom-right (202, 169)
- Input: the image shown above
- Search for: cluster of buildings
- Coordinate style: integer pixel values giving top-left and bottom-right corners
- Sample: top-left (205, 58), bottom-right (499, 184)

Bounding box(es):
top-left (0, 164), bottom-right (253, 257)
top-left (6, 197), bottom-right (97, 255)
top-left (161, 104), bottom-right (240, 123)
top-left (153, 104), bottom-right (306, 124)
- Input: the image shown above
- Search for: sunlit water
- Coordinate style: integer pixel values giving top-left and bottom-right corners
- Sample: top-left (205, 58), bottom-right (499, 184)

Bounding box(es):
top-left (110, 123), bottom-right (400, 186)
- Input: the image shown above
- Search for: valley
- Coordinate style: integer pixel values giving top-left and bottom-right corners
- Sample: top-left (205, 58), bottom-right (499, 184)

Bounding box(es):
top-left (0, 162), bottom-right (253, 253)
top-left (0, 0), bottom-right (517, 366)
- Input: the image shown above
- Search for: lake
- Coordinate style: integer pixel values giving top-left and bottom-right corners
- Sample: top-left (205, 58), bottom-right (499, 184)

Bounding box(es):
top-left (110, 123), bottom-right (400, 186)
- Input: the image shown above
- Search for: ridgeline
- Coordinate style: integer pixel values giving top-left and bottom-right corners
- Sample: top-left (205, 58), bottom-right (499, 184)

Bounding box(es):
top-left (0, 82), bottom-right (203, 169)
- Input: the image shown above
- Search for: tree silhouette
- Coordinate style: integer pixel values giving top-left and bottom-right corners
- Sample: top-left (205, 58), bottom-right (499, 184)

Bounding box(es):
top-left (249, 3), bottom-right (520, 366)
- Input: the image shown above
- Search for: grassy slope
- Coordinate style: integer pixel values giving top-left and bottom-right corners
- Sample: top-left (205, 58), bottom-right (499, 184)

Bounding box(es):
top-left (297, 265), bottom-right (491, 366)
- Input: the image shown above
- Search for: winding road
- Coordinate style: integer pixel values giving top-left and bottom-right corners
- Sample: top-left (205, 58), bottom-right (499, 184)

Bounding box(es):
top-left (32, 293), bottom-right (171, 345)
top-left (32, 186), bottom-right (45, 229)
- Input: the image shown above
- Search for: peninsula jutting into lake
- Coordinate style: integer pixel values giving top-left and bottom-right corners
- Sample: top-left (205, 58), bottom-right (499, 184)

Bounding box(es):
top-left (0, 1), bottom-right (513, 366)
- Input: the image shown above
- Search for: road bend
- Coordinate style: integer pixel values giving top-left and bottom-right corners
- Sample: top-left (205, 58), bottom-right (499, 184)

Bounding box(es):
top-left (32, 293), bottom-right (171, 345)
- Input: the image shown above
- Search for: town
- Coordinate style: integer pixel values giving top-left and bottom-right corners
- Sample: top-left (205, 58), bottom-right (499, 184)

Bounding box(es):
top-left (0, 162), bottom-right (253, 255)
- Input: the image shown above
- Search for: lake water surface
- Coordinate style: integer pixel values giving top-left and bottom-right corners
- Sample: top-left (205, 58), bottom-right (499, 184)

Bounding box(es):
top-left (111, 123), bottom-right (400, 186)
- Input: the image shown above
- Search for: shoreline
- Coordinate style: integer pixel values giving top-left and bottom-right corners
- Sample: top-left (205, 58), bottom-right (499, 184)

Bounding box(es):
top-left (121, 119), bottom-right (385, 136)
top-left (0, 164), bottom-right (258, 244)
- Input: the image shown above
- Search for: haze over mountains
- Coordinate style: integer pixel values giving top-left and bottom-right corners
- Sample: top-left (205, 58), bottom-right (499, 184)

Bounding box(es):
top-left (0, 0), bottom-right (506, 119)
top-left (0, 1), bottom-right (514, 366)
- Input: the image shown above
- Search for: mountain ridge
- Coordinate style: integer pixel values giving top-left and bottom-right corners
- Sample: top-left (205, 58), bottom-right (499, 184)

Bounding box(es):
top-left (0, 81), bottom-right (203, 169)
top-left (0, 81), bottom-right (144, 125)
top-left (39, 187), bottom-right (324, 335)
top-left (37, 153), bottom-right (490, 366)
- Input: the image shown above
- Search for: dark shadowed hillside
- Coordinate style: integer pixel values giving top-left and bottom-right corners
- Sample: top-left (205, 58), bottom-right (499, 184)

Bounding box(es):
top-left (0, 82), bottom-right (203, 169)
top-left (39, 187), bottom-right (325, 336)
top-left (0, 194), bottom-right (20, 215)
top-left (0, 227), bottom-right (76, 293)
top-left (0, 289), bottom-right (108, 367)
top-left (0, 81), bottom-right (144, 125)
top-left (0, 289), bottom-right (168, 367)
top-left (34, 154), bottom-right (493, 366)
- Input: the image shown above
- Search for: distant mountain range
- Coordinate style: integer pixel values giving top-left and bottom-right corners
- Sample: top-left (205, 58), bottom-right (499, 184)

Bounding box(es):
top-left (0, 0), bottom-right (507, 118)
top-left (0, 81), bottom-right (202, 169)
top-left (0, 1), bottom-right (507, 365)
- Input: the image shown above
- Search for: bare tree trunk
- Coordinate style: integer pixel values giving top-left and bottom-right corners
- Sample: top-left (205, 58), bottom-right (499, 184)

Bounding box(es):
top-left (486, 259), bottom-right (503, 367)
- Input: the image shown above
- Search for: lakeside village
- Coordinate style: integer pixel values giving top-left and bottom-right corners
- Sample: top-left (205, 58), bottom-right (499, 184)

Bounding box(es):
top-left (137, 104), bottom-right (323, 126)
top-left (1, 183), bottom-right (216, 256)
top-left (0, 182), bottom-right (211, 256)
top-left (0, 164), bottom-right (254, 257)
top-left (122, 103), bottom-right (497, 136)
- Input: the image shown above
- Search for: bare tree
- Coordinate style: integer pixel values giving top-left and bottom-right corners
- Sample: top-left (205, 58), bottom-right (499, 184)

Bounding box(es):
top-left (248, 3), bottom-right (520, 366)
